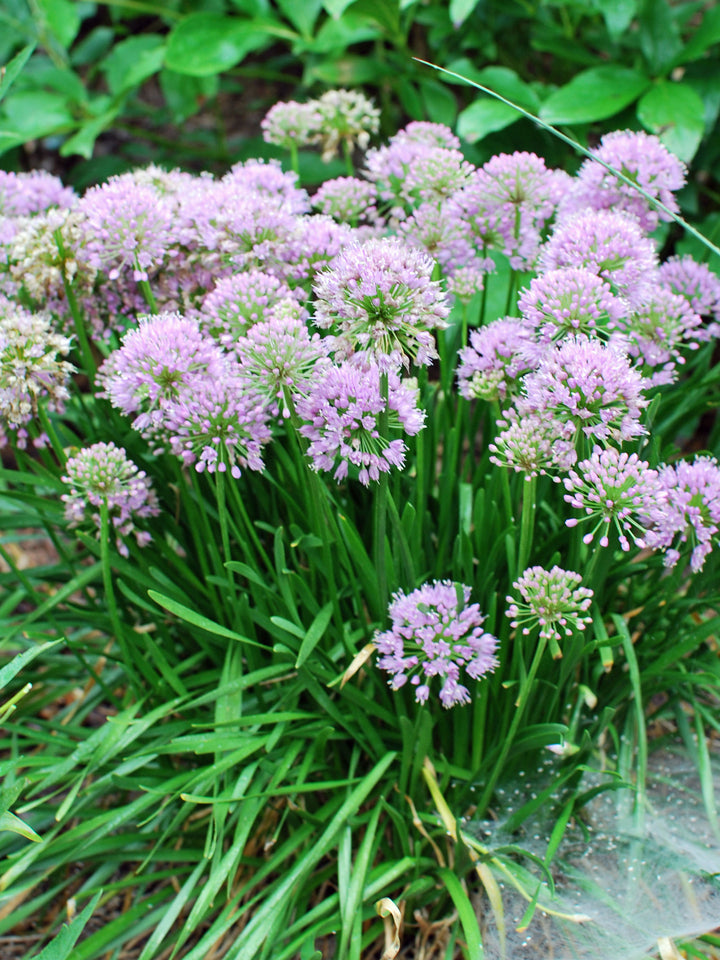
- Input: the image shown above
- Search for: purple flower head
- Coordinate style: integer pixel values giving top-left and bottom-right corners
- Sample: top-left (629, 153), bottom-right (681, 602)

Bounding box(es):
top-left (506, 566), bottom-right (593, 657)
top-left (562, 130), bottom-right (686, 232)
top-left (235, 313), bottom-right (328, 416)
top-left (658, 256), bottom-right (720, 334)
top-left (393, 121), bottom-right (461, 151)
top-left (375, 580), bottom-right (498, 707)
top-left (643, 456), bottom-right (720, 572)
top-left (261, 100), bottom-right (323, 150)
top-left (223, 160), bottom-right (309, 214)
top-left (519, 336), bottom-right (648, 445)
top-left (166, 369), bottom-right (272, 479)
top-left (489, 409), bottom-right (576, 477)
top-left (312, 237), bottom-right (450, 370)
top-left (451, 152), bottom-right (563, 269)
top-left (539, 209), bottom-right (658, 304)
top-left (445, 262), bottom-right (489, 304)
top-left (364, 139), bottom-right (437, 211)
top-left (78, 174), bottom-right (172, 281)
top-left (612, 288), bottom-right (706, 385)
top-left (0, 170), bottom-right (76, 217)
top-left (0, 306), bottom-right (74, 449)
top-left (97, 312), bottom-right (227, 442)
top-left (401, 147), bottom-right (475, 206)
top-left (398, 202), bottom-right (476, 275)
top-left (312, 177), bottom-right (379, 226)
top-left (61, 442), bottom-right (159, 557)
top-left (187, 182), bottom-right (298, 273)
top-left (563, 445), bottom-right (659, 550)
top-left (296, 361), bottom-right (425, 486)
top-left (456, 317), bottom-right (534, 402)
top-left (199, 270), bottom-right (301, 347)
top-left (518, 267), bottom-right (629, 345)
top-left (282, 215), bottom-right (355, 284)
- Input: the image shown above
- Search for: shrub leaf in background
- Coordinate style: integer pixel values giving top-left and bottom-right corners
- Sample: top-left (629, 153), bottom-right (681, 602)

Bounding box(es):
top-left (539, 65), bottom-right (652, 125)
top-left (164, 12), bottom-right (285, 77)
top-left (0, 42), bottom-right (34, 102)
top-left (103, 35), bottom-right (166, 97)
top-left (637, 80), bottom-right (706, 163)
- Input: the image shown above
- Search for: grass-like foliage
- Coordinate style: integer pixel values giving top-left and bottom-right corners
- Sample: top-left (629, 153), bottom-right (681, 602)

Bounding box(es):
top-left (1, 92), bottom-right (720, 959)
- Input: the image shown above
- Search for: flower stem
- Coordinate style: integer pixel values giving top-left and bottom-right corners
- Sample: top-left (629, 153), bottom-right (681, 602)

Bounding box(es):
top-left (99, 500), bottom-right (139, 693)
top-left (374, 372), bottom-right (390, 611)
top-left (477, 631), bottom-right (548, 815)
top-left (54, 229), bottom-right (95, 383)
top-left (517, 474), bottom-right (537, 574)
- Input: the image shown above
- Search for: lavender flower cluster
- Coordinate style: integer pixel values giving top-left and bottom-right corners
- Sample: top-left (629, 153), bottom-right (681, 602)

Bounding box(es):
top-left (2, 95), bottom-right (720, 701)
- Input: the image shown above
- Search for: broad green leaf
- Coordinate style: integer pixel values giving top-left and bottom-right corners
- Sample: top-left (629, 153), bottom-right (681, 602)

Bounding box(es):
top-left (103, 34), bottom-right (166, 95)
top-left (148, 589), bottom-right (266, 648)
top-left (275, 0), bottom-right (323, 37)
top-left (70, 26), bottom-right (114, 67)
top-left (59, 110), bottom-right (118, 159)
top-left (307, 53), bottom-right (387, 86)
top-left (165, 13), bottom-right (275, 76)
top-left (419, 78), bottom-right (457, 124)
top-left (637, 80), bottom-right (705, 162)
top-left (449, 0), bottom-right (480, 26)
top-left (592, 0), bottom-right (636, 41)
top-left (1, 89), bottom-right (74, 139)
top-left (160, 69), bottom-right (217, 123)
top-left (28, 893), bottom-right (101, 960)
top-left (309, 11), bottom-right (380, 52)
top-left (0, 43), bottom-right (35, 103)
top-left (458, 98), bottom-right (521, 142)
top-left (638, 0), bottom-right (682, 74)
top-left (323, 0), bottom-right (355, 16)
top-left (228, 0), bottom-right (270, 13)
top-left (36, 0), bottom-right (81, 49)
top-left (539, 66), bottom-right (651, 124)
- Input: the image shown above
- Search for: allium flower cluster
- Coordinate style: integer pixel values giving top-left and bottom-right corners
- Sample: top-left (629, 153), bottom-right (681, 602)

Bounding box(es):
top-left (393, 122), bottom-right (460, 151)
top-left (312, 177), bottom-right (379, 225)
top-left (314, 89), bottom-right (380, 161)
top-left (489, 411), bottom-right (576, 477)
top-left (456, 318), bottom-right (533, 402)
top-left (658, 256), bottom-right (720, 333)
top-left (198, 271), bottom-right (300, 347)
top-left (223, 160), bottom-right (309, 215)
top-left (613, 288), bottom-right (706, 385)
top-left (518, 267), bottom-right (628, 345)
top-left (563, 446), bottom-right (658, 550)
top-left (398, 202), bottom-right (475, 276)
top-left (78, 175), bottom-right (173, 281)
top-left (234, 314), bottom-right (327, 415)
top-left (451, 153), bottom-right (563, 268)
top-left (98, 313), bottom-right (227, 443)
top-left (401, 148), bottom-right (475, 206)
top-left (539, 209), bottom-right (658, 304)
top-left (61, 442), bottom-right (159, 557)
top-left (506, 566), bottom-right (593, 657)
top-left (312, 238), bottom-right (449, 369)
top-left (643, 456), bottom-right (720, 572)
top-left (165, 371), bottom-right (272, 478)
top-left (375, 580), bottom-right (498, 707)
top-left (261, 100), bottom-right (324, 150)
top-left (0, 307), bottom-right (74, 448)
top-left (262, 91), bottom-right (381, 162)
top-left (0, 170), bottom-right (76, 217)
top-left (282, 215), bottom-right (355, 283)
top-left (563, 131), bottom-right (686, 232)
top-left (296, 361), bottom-right (425, 485)
top-left (519, 336), bottom-right (648, 445)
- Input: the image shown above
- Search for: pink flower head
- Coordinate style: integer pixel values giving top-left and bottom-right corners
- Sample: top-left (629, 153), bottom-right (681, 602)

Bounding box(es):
top-left (312, 237), bottom-right (449, 369)
top-left (375, 580), bottom-right (498, 707)
top-left (296, 360), bottom-right (425, 485)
